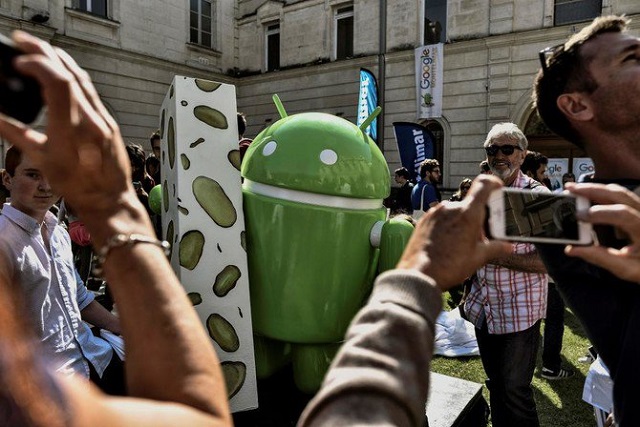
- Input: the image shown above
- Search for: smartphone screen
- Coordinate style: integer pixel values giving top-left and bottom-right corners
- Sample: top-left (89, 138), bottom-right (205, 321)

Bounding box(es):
top-left (489, 188), bottom-right (592, 245)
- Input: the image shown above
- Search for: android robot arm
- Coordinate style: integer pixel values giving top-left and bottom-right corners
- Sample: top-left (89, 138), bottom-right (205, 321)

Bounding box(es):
top-left (372, 218), bottom-right (416, 273)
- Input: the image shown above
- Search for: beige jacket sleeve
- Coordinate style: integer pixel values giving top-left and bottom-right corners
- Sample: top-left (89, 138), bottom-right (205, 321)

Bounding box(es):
top-left (298, 269), bottom-right (443, 427)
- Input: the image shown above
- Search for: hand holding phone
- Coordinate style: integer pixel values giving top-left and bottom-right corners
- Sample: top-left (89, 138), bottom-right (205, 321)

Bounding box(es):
top-left (397, 175), bottom-right (512, 290)
top-left (564, 183), bottom-right (640, 283)
top-left (0, 33), bottom-right (43, 124)
top-left (488, 187), bottom-right (593, 245)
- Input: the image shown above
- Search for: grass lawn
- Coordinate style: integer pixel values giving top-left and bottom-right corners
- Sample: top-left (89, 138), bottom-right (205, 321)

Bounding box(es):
top-left (431, 296), bottom-right (598, 427)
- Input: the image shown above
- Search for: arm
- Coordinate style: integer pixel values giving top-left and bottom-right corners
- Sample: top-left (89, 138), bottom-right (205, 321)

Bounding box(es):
top-left (299, 176), bottom-right (511, 426)
top-left (74, 269), bottom-right (121, 334)
top-left (299, 271), bottom-right (442, 426)
top-left (490, 249), bottom-right (547, 274)
top-left (424, 184), bottom-right (439, 210)
top-left (81, 300), bottom-right (121, 335)
top-left (0, 31), bottom-right (230, 426)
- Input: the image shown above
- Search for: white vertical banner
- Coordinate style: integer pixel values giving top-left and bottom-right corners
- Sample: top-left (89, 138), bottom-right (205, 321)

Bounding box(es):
top-left (548, 158), bottom-right (569, 191)
top-left (574, 157), bottom-right (595, 181)
top-left (415, 43), bottom-right (444, 118)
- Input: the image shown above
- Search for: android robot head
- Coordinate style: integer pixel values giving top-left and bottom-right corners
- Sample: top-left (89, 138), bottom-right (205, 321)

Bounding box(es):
top-left (242, 96), bottom-right (388, 202)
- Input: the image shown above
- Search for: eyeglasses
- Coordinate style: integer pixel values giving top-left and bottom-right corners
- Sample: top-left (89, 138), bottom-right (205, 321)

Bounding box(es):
top-left (485, 145), bottom-right (523, 156)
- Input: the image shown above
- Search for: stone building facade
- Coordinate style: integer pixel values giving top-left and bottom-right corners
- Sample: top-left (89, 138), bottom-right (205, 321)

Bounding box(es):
top-left (0, 0), bottom-right (238, 151)
top-left (235, 0), bottom-right (640, 188)
top-left (0, 1), bottom-right (638, 187)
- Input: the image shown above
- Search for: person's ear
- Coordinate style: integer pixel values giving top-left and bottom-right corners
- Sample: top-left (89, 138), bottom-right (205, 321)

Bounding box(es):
top-left (2, 170), bottom-right (11, 190)
top-left (557, 92), bottom-right (594, 122)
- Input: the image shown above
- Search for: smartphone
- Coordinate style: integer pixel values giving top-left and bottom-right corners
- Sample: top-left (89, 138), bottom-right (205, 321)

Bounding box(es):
top-left (0, 33), bottom-right (43, 124)
top-left (488, 188), bottom-right (593, 245)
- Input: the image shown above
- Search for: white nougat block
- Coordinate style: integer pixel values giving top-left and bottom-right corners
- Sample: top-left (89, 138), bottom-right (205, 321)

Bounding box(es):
top-left (159, 76), bottom-right (257, 412)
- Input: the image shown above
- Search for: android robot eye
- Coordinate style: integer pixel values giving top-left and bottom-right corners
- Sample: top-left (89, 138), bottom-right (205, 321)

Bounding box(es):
top-left (262, 140), bottom-right (277, 156)
top-left (319, 149), bottom-right (338, 165)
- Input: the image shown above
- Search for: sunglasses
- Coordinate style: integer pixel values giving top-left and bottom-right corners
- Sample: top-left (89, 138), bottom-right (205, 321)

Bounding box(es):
top-left (538, 43), bottom-right (565, 73)
top-left (538, 41), bottom-right (581, 76)
top-left (485, 145), bottom-right (523, 156)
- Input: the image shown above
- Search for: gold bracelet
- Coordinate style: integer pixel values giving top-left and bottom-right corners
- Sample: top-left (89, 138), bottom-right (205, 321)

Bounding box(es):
top-left (93, 233), bottom-right (171, 276)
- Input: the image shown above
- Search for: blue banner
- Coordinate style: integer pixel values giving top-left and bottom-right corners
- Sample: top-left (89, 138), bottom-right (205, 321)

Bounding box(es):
top-left (356, 68), bottom-right (378, 141)
top-left (392, 122), bottom-right (434, 182)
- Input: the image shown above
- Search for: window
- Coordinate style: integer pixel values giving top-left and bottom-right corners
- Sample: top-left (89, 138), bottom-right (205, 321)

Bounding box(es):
top-left (190, 0), bottom-right (215, 48)
top-left (75, 0), bottom-right (107, 17)
top-left (334, 5), bottom-right (354, 60)
top-left (423, 0), bottom-right (446, 44)
top-left (265, 23), bottom-right (280, 72)
top-left (554, 0), bottom-right (602, 25)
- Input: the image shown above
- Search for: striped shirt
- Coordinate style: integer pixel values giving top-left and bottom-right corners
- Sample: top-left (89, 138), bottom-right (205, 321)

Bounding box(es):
top-left (464, 171), bottom-right (548, 334)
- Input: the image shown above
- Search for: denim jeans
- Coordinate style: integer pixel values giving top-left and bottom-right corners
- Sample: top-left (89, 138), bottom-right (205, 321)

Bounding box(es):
top-left (475, 320), bottom-right (540, 427)
top-left (542, 282), bottom-right (565, 371)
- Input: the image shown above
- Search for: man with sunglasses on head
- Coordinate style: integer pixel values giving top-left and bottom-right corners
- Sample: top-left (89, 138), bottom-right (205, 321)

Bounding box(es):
top-left (533, 15), bottom-right (640, 426)
top-left (462, 123), bottom-right (549, 427)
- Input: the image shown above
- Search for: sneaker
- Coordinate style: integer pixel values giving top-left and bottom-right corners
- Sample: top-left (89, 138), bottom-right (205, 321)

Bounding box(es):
top-left (541, 367), bottom-right (575, 380)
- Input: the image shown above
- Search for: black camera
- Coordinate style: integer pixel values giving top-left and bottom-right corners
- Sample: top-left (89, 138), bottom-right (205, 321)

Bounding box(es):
top-left (0, 33), bottom-right (43, 124)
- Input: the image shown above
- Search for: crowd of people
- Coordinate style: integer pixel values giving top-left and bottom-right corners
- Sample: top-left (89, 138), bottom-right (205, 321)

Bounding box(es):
top-left (0, 13), bottom-right (639, 427)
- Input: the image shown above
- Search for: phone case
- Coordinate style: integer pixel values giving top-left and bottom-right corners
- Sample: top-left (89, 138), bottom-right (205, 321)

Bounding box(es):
top-left (488, 188), bottom-right (593, 245)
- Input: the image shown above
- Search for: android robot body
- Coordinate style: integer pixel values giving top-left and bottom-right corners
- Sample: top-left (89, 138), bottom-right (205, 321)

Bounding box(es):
top-left (241, 99), bottom-right (412, 392)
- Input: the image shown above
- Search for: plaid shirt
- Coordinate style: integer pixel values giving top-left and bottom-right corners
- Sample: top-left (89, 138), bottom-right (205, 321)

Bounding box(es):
top-left (464, 171), bottom-right (548, 334)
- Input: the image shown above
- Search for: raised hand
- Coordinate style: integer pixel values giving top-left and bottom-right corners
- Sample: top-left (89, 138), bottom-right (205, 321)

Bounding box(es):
top-left (0, 31), bottom-right (149, 245)
top-left (397, 175), bottom-right (512, 290)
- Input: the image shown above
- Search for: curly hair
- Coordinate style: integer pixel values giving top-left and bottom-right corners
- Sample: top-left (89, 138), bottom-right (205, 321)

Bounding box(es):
top-left (419, 159), bottom-right (440, 179)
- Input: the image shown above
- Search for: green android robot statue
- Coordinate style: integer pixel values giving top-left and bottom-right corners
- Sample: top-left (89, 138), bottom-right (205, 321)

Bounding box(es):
top-left (241, 95), bottom-right (413, 393)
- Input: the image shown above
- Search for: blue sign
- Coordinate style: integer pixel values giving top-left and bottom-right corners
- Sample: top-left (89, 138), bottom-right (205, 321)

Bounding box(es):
top-left (356, 68), bottom-right (378, 141)
top-left (392, 122), bottom-right (434, 182)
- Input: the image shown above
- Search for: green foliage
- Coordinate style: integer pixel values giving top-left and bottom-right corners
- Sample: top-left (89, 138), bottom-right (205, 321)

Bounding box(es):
top-left (431, 307), bottom-right (595, 427)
